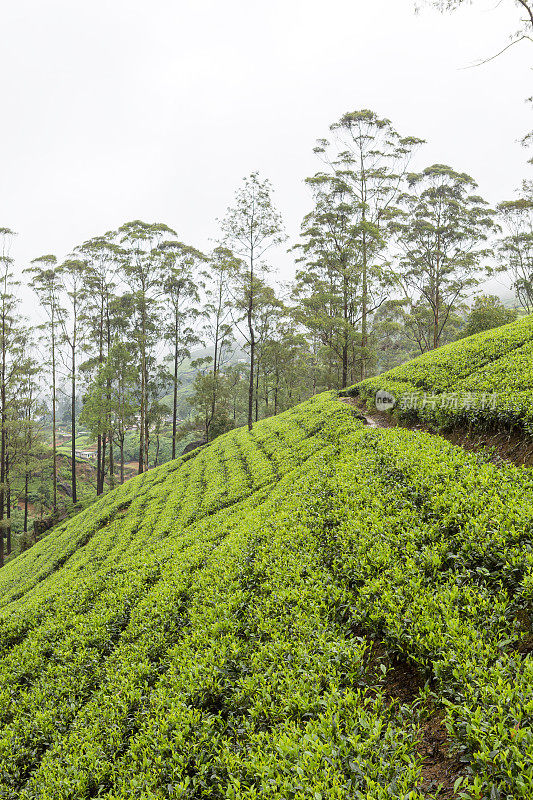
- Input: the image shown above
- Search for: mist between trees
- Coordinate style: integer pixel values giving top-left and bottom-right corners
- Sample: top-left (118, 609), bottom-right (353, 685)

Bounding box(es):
top-left (0, 107), bottom-right (531, 561)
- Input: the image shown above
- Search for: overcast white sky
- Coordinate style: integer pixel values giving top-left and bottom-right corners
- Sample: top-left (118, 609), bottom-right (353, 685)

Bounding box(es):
top-left (1, 0), bottom-right (531, 301)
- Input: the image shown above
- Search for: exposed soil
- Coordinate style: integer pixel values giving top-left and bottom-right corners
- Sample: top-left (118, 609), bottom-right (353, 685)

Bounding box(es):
top-left (339, 396), bottom-right (533, 467)
top-left (352, 634), bottom-right (466, 797)
top-left (417, 713), bottom-right (465, 799)
top-left (382, 654), bottom-right (465, 798)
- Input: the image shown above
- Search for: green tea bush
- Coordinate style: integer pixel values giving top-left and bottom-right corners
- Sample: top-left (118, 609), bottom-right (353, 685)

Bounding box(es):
top-left (0, 394), bottom-right (531, 798)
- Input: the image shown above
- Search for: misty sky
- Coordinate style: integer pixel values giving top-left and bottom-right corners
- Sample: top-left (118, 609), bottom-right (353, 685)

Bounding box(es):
top-left (1, 0), bottom-right (531, 303)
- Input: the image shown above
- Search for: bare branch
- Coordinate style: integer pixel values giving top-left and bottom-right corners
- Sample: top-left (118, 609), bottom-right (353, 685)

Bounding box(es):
top-left (460, 33), bottom-right (533, 68)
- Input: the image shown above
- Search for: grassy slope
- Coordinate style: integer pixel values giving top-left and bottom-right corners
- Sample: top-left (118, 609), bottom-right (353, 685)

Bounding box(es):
top-left (344, 313), bottom-right (533, 434)
top-left (0, 387), bottom-right (532, 796)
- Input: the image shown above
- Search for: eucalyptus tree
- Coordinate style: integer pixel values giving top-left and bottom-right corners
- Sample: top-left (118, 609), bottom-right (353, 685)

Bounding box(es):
top-left (18, 355), bottom-right (44, 537)
top-left (189, 369), bottom-right (234, 443)
top-left (399, 297), bottom-right (466, 354)
top-left (292, 265), bottom-right (338, 390)
top-left (3, 335), bottom-right (41, 555)
top-left (76, 234), bottom-right (121, 492)
top-left (391, 164), bottom-right (496, 350)
top-left (108, 342), bottom-right (139, 483)
top-left (313, 110), bottom-right (423, 379)
top-left (118, 220), bottom-right (179, 473)
top-left (197, 246), bottom-right (239, 442)
top-left (225, 363), bottom-right (248, 423)
top-left (251, 283), bottom-right (284, 421)
top-left (0, 230), bottom-right (28, 559)
top-left (58, 259), bottom-right (88, 502)
top-left (220, 173), bottom-right (286, 430)
top-left (159, 240), bottom-right (204, 458)
top-left (369, 299), bottom-right (418, 372)
top-left (261, 321), bottom-right (311, 416)
top-left (497, 183), bottom-right (533, 310)
top-left (81, 341), bottom-right (138, 485)
top-left (294, 176), bottom-right (371, 387)
top-left (26, 255), bottom-right (64, 512)
top-left (0, 230), bottom-right (15, 560)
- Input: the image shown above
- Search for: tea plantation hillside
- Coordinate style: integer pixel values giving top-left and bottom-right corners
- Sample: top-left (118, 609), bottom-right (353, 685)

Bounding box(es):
top-left (1, 387), bottom-right (533, 798)
top-left (344, 313), bottom-right (533, 434)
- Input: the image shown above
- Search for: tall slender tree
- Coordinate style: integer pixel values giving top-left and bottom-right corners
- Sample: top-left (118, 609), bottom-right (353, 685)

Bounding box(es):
top-left (159, 240), bottom-right (204, 459)
top-left (118, 221), bottom-right (178, 473)
top-left (77, 234), bottom-right (121, 493)
top-left (199, 246), bottom-right (239, 441)
top-left (81, 341), bottom-right (138, 485)
top-left (26, 255), bottom-right (63, 512)
top-left (58, 259), bottom-right (88, 503)
top-left (220, 173), bottom-right (286, 430)
top-left (497, 182), bottom-right (533, 311)
top-left (294, 176), bottom-right (374, 387)
top-left (18, 354), bottom-right (44, 539)
top-left (0, 230), bottom-right (24, 561)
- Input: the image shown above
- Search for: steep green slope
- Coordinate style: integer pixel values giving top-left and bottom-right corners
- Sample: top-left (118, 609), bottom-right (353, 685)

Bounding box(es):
top-left (343, 314), bottom-right (533, 434)
top-left (0, 394), bottom-right (533, 798)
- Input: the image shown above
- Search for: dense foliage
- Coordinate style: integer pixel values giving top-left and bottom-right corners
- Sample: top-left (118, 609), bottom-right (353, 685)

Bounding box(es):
top-left (0, 392), bottom-right (531, 798)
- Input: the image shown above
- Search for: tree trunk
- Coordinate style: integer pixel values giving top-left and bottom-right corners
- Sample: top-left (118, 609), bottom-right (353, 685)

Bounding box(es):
top-left (139, 302), bottom-right (146, 475)
top-left (98, 435), bottom-right (106, 495)
top-left (109, 438), bottom-right (115, 490)
top-left (360, 227), bottom-right (368, 382)
top-left (255, 360), bottom-right (260, 422)
top-left (142, 294), bottom-right (150, 473)
top-left (138, 424), bottom-right (144, 476)
top-left (24, 472), bottom-right (29, 533)
top-left (0, 317), bottom-right (4, 566)
top-left (209, 326), bottom-right (219, 442)
top-left (144, 416), bottom-right (150, 471)
top-left (342, 344), bottom-right (348, 390)
top-left (97, 434), bottom-right (102, 495)
top-left (433, 277), bottom-right (440, 350)
top-left (172, 330), bottom-right (179, 460)
top-left (51, 321), bottom-right (58, 512)
top-left (71, 344), bottom-right (77, 503)
top-left (0, 377), bottom-right (5, 554)
top-left (247, 258), bottom-right (255, 431)
top-left (119, 437), bottom-right (125, 484)
top-left (6, 476), bottom-right (11, 556)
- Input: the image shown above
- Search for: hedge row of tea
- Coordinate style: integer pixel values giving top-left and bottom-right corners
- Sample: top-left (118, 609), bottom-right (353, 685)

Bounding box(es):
top-left (343, 313), bottom-right (533, 433)
top-left (0, 394), bottom-right (532, 798)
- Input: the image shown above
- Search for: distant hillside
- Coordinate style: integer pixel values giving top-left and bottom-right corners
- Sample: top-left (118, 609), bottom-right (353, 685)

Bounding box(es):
top-left (0, 389), bottom-right (533, 797)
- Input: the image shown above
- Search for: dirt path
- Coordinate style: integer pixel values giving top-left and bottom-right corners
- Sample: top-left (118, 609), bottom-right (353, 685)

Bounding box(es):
top-left (338, 397), bottom-right (393, 428)
top-left (339, 396), bottom-right (533, 468)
